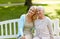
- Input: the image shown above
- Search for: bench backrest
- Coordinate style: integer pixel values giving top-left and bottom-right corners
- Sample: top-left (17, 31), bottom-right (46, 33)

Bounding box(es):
top-left (0, 19), bottom-right (60, 38)
top-left (0, 19), bottom-right (20, 38)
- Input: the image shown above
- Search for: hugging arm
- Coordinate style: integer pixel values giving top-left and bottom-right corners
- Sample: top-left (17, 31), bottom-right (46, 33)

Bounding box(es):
top-left (47, 20), bottom-right (54, 39)
top-left (17, 14), bottom-right (25, 38)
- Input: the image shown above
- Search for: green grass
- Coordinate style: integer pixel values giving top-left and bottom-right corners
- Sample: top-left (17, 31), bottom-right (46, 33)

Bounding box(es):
top-left (0, 5), bottom-right (27, 21)
top-left (0, 22), bottom-right (18, 39)
top-left (0, 0), bottom-right (25, 4)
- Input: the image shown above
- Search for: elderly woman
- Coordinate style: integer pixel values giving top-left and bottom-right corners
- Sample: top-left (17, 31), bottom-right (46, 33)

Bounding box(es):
top-left (33, 6), bottom-right (54, 39)
top-left (17, 6), bottom-right (37, 39)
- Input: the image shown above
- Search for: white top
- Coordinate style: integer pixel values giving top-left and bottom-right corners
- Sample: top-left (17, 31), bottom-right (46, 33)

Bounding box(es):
top-left (23, 15), bottom-right (33, 36)
top-left (34, 17), bottom-right (53, 37)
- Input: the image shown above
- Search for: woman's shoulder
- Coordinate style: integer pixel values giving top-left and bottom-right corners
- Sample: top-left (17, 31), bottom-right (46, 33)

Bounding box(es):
top-left (21, 14), bottom-right (26, 17)
top-left (20, 14), bottom-right (26, 18)
top-left (45, 16), bottom-right (52, 22)
top-left (19, 14), bottom-right (26, 21)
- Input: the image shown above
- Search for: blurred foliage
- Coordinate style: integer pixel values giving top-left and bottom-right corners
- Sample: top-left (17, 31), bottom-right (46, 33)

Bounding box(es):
top-left (55, 9), bottom-right (60, 19)
top-left (0, 0), bottom-right (25, 4)
top-left (55, 9), bottom-right (60, 15)
top-left (0, 5), bottom-right (27, 21)
top-left (45, 8), bottom-right (60, 19)
top-left (33, 4), bottom-right (48, 6)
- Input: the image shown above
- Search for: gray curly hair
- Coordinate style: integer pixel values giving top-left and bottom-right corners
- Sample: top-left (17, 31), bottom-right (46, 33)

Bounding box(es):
top-left (37, 6), bottom-right (45, 13)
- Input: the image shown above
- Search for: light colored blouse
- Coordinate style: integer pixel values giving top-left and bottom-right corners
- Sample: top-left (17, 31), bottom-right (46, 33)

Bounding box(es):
top-left (24, 17), bottom-right (33, 35)
top-left (23, 15), bottom-right (33, 39)
top-left (34, 17), bottom-right (54, 37)
top-left (17, 14), bottom-right (33, 38)
top-left (17, 14), bottom-right (25, 37)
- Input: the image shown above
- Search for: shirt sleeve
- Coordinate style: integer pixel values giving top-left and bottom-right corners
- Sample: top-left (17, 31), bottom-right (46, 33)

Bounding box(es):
top-left (17, 14), bottom-right (25, 37)
top-left (47, 19), bottom-right (54, 39)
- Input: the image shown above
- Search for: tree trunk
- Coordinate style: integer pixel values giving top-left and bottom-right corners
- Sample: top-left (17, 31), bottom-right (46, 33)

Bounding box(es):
top-left (24, 0), bottom-right (32, 11)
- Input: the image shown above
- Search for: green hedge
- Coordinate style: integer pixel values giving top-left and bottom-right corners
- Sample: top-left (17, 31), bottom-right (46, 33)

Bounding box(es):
top-left (0, 5), bottom-right (27, 21)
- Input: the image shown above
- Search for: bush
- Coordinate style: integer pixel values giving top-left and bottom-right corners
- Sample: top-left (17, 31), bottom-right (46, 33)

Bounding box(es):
top-left (0, 5), bottom-right (27, 21)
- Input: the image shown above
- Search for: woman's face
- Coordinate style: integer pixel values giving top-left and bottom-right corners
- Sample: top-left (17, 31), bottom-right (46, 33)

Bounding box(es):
top-left (28, 7), bottom-right (36, 17)
top-left (37, 8), bottom-right (44, 18)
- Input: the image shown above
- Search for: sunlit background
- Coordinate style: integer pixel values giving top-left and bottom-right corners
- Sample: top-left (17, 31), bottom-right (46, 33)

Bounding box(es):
top-left (0, 0), bottom-right (60, 21)
top-left (0, 0), bottom-right (60, 39)
top-left (32, 0), bottom-right (60, 19)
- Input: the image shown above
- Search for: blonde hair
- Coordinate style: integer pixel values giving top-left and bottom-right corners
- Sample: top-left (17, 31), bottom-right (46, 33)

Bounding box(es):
top-left (27, 6), bottom-right (37, 22)
top-left (28, 6), bottom-right (37, 13)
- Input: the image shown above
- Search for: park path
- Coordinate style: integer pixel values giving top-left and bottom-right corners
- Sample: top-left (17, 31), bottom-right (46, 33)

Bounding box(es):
top-left (0, 3), bottom-right (24, 6)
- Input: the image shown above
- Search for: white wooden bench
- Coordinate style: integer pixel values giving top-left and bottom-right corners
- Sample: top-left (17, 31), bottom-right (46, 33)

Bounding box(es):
top-left (0, 19), bottom-right (60, 39)
top-left (0, 19), bottom-right (20, 39)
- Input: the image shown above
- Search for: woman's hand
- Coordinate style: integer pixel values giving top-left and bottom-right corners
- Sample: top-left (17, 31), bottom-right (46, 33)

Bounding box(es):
top-left (50, 36), bottom-right (54, 39)
top-left (21, 36), bottom-right (26, 39)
